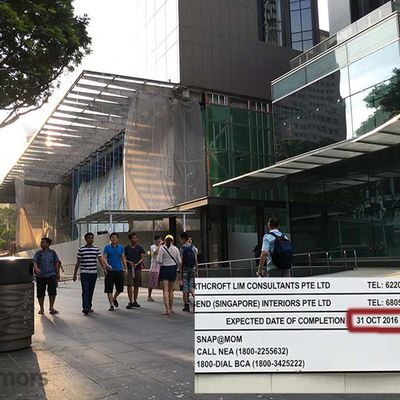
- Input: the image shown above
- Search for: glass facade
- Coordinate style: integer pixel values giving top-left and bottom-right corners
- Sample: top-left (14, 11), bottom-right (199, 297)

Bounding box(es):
top-left (133, 0), bottom-right (180, 82)
top-left (273, 15), bottom-right (399, 100)
top-left (258, 0), bottom-right (318, 50)
top-left (258, 0), bottom-right (284, 45)
top-left (290, 0), bottom-right (314, 51)
top-left (288, 145), bottom-right (400, 257)
top-left (203, 104), bottom-right (276, 199)
top-left (272, 14), bottom-right (400, 160)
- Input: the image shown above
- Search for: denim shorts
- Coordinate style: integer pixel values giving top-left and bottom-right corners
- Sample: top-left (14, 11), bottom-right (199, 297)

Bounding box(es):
top-left (159, 265), bottom-right (177, 282)
top-left (182, 271), bottom-right (195, 293)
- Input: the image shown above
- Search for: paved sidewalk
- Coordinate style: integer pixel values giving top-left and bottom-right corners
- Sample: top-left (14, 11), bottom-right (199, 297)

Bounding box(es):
top-left (0, 280), bottom-right (399, 400)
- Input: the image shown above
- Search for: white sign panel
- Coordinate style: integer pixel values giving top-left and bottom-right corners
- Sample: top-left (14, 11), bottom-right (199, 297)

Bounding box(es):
top-left (194, 277), bottom-right (400, 373)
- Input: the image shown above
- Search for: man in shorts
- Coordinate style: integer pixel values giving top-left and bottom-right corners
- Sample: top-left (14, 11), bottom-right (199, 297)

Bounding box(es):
top-left (124, 232), bottom-right (145, 309)
top-left (103, 232), bottom-right (127, 311)
top-left (179, 232), bottom-right (198, 312)
top-left (33, 238), bottom-right (61, 315)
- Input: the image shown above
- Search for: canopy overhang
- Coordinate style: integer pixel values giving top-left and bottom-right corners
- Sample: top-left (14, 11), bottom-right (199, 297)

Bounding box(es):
top-left (0, 70), bottom-right (175, 192)
top-left (75, 210), bottom-right (197, 225)
top-left (214, 115), bottom-right (400, 189)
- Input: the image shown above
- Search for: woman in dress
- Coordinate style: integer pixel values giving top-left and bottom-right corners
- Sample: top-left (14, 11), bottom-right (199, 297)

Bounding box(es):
top-left (147, 235), bottom-right (163, 302)
top-left (157, 234), bottom-right (181, 316)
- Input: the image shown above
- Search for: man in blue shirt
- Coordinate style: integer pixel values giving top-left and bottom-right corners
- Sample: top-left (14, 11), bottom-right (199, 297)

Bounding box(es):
top-left (33, 237), bottom-right (61, 315)
top-left (103, 232), bottom-right (127, 311)
top-left (258, 218), bottom-right (291, 278)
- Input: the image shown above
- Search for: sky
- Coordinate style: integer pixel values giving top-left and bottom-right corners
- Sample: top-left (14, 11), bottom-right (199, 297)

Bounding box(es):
top-left (0, 0), bottom-right (329, 182)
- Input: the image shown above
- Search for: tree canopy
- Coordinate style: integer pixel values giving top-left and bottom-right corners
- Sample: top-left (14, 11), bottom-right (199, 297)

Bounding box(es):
top-left (0, 0), bottom-right (91, 128)
top-left (0, 206), bottom-right (16, 252)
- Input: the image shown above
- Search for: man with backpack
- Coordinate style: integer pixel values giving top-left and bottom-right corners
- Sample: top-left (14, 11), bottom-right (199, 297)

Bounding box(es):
top-left (179, 232), bottom-right (198, 312)
top-left (33, 237), bottom-right (61, 315)
top-left (257, 218), bottom-right (293, 278)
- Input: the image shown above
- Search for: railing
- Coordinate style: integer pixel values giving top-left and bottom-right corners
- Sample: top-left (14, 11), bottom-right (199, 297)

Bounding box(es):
top-left (59, 249), bottom-right (358, 281)
top-left (290, 1), bottom-right (399, 69)
top-left (197, 249), bottom-right (358, 278)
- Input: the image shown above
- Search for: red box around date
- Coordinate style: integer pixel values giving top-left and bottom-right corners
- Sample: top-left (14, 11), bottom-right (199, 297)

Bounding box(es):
top-left (346, 308), bottom-right (400, 333)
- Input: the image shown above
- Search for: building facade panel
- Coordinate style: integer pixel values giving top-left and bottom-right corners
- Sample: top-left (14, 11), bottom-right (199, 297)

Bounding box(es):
top-left (272, 13), bottom-right (400, 160)
top-left (288, 145), bottom-right (400, 258)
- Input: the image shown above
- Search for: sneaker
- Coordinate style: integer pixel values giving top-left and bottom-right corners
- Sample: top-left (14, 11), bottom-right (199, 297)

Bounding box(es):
top-left (182, 303), bottom-right (190, 312)
top-left (132, 302), bottom-right (141, 308)
top-left (108, 306), bottom-right (115, 311)
top-left (126, 303), bottom-right (134, 309)
top-left (113, 299), bottom-right (119, 308)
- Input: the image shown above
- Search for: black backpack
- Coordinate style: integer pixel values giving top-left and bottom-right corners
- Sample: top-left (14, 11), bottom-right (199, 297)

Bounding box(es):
top-left (182, 245), bottom-right (196, 270)
top-left (269, 232), bottom-right (293, 270)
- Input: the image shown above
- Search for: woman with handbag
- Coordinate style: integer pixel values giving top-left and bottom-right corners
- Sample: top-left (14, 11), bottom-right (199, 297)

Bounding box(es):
top-left (157, 234), bottom-right (181, 316)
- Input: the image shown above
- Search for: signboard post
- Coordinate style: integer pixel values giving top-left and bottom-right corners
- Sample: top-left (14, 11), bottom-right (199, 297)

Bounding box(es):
top-left (194, 277), bottom-right (400, 392)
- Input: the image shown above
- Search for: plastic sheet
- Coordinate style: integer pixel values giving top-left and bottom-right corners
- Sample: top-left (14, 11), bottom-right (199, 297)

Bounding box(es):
top-left (15, 179), bottom-right (71, 251)
top-left (124, 89), bottom-right (207, 210)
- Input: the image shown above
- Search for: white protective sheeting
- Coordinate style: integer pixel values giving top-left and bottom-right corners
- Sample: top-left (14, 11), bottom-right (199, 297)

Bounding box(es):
top-left (124, 89), bottom-right (207, 210)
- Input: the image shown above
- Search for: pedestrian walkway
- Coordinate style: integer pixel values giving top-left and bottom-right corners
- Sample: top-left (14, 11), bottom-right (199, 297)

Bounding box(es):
top-left (0, 279), bottom-right (399, 400)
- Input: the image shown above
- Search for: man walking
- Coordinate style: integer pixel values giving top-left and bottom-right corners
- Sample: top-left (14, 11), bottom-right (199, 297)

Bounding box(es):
top-left (73, 232), bottom-right (108, 315)
top-left (103, 232), bottom-right (127, 311)
top-left (124, 232), bottom-right (145, 309)
top-left (33, 238), bottom-right (61, 315)
top-left (257, 218), bottom-right (293, 278)
top-left (179, 232), bottom-right (198, 312)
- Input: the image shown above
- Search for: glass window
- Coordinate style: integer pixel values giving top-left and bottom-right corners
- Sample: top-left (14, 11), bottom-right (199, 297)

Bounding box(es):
top-left (350, 81), bottom-right (394, 137)
top-left (291, 10), bottom-right (301, 33)
top-left (272, 68), bottom-right (306, 100)
top-left (347, 16), bottom-right (399, 64)
top-left (303, 40), bottom-right (314, 50)
top-left (349, 41), bottom-right (400, 95)
top-left (290, 1), bottom-right (301, 11)
top-left (273, 71), bottom-right (351, 160)
top-left (292, 41), bottom-right (303, 51)
top-left (302, 30), bottom-right (313, 40)
top-left (301, 9), bottom-right (312, 31)
top-left (300, 0), bottom-right (311, 8)
top-left (306, 46), bottom-right (347, 82)
top-left (340, 67), bottom-right (350, 99)
top-left (292, 32), bottom-right (302, 41)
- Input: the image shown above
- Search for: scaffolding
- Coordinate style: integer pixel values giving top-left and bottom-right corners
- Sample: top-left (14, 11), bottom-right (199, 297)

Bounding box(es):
top-left (70, 131), bottom-right (125, 239)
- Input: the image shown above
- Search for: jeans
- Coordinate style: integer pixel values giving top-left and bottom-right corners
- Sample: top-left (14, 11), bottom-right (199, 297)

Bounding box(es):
top-left (81, 273), bottom-right (97, 311)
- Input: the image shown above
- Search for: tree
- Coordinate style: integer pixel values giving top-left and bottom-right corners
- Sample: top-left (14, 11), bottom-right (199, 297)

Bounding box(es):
top-left (0, 1), bottom-right (91, 128)
top-left (0, 206), bottom-right (16, 252)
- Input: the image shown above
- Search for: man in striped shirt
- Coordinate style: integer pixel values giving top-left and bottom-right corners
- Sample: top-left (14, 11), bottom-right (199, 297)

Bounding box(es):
top-left (73, 232), bottom-right (108, 315)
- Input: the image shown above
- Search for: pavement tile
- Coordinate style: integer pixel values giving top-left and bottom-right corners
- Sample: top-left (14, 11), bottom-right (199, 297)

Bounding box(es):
top-left (55, 346), bottom-right (116, 367)
top-left (109, 349), bottom-right (179, 369)
top-left (42, 376), bottom-right (111, 400)
top-left (78, 362), bottom-right (135, 381)
top-left (87, 339), bottom-right (137, 355)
